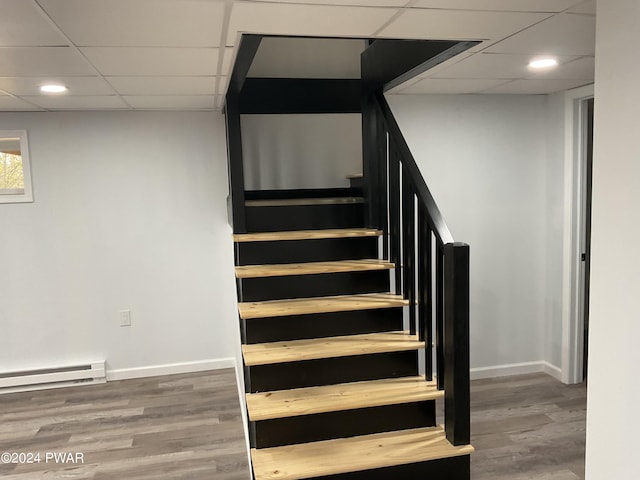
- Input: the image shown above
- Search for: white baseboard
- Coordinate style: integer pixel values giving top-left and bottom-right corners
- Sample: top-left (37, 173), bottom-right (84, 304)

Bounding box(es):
top-left (106, 358), bottom-right (235, 381)
top-left (542, 361), bottom-right (563, 381)
top-left (470, 361), bottom-right (563, 381)
top-left (106, 357), bottom-right (565, 384)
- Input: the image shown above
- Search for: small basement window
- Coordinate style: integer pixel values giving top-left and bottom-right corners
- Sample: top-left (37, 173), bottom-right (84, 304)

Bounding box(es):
top-left (0, 130), bottom-right (33, 203)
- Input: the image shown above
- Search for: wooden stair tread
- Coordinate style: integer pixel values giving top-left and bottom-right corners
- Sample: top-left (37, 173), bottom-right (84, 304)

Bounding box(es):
top-left (239, 293), bottom-right (407, 319)
top-left (242, 331), bottom-right (423, 366)
top-left (233, 228), bottom-right (382, 243)
top-left (246, 376), bottom-right (442, 421)
top-left (251, 425), bottom-right (474, 480)
top-left (245, 197), bottom-right (363, 207)
top-left (236, 259), bottom-right (394, 278)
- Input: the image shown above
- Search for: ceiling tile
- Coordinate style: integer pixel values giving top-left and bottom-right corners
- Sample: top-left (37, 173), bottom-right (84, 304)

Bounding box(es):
top-left (482, 78), bottom-right (591, 94)
top-left (243, 0), bottom-right (408, 5)
top-left (0, 0), bottom-right (69, 46)
top-left (0, 0), bottom-right (600, 105)
top-left (485, 13), bottom-right (596, 56)
top-left (106, 77), bottom-right (216, 96)
top-left (0, 94), bottom-right (43, 111)
top-left (397, 78), bottom-right (511, 94)
top-left (378, 9), bottom-right (551, 41)
top-left (0, 76), bottom-right (113, 96)
top-left (567, 0), bottom-right (596, 15)
top-left (38, 0), bottom-right (225, 47)
top-left (431, 53), bottom-right (579, 79)
top-left (123, 95), bottom-right (216, 110)
top-left (80, 48), bottom-right (221, 76)
top-left (22, 95), bottom-right (128, 110)
top-left (228, 3), bottom-right (398, 45)
top-left (526, 56), bottom-right (594, 80)
top-left (410, 0), bottom-right (582, 12)
top-left (0, 47), bottom-right (94, 76)
top-left (248, 37), bottom-right (364, 79)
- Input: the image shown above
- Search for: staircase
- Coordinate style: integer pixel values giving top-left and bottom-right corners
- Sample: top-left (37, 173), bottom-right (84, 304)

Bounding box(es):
top-left (234, 194), bottom-right (473, 480)
top-left (226, 35), bottom-right (475, 480)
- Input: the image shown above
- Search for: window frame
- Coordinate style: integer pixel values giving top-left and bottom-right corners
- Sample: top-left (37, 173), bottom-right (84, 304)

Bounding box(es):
top-left (0, 130), bottom-right (33, 204)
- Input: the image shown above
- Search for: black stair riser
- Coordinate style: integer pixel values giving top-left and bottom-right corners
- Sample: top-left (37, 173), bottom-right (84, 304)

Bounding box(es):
top-left (243, 308), bottom-right (402, 344)
top-left (251, 401), bottom-right (436, 448)
top-left (235, 237), bottom-right (378, 266)
top-left (246, 203), bottom-right (364, 232)
top-left (244, 351), bottom-right (420, 393)
top-left (239, 270), bottom-right (389, 302)
top-left (305, 455), bottom-right (470, 480)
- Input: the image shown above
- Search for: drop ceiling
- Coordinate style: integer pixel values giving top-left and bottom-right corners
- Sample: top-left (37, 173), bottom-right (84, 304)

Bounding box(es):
top-left (0, 0), bottom-right (595, 112)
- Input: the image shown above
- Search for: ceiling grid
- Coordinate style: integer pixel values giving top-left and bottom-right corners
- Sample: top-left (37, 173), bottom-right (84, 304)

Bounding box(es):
top-left (0, 0), bottom-right (595, 111)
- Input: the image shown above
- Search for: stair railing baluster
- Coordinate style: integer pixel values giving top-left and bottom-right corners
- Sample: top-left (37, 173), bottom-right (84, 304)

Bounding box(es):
top-left (402, 175), bottom-right (416, 335)
top-left (418, 209), bottom-right (433, 381)
top-left (412, 194), bottom-right (418, 339)
top-left (377, 115), bottom-right (389, 258)
top-left (371, 91), bottom-right (470, 449)
top-left (436, 246), bottom-right (445, 391)
top-left (426, 230), bottom-right (434, 382)
top-left (388, 143), bottom-right (401, 294)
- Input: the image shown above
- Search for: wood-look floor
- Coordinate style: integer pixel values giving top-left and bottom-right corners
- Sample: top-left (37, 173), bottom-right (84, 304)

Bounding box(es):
top-left (0, 370), bottom-right (585, 480)
top-left (468, 373), bottom-right (586, 480)
top-left (0, 369), bottom-right (250, 480)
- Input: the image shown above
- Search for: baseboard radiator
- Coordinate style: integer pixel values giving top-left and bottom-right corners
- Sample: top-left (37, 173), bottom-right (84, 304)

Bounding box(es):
top-left (0, 362), bottom-right (106, 395)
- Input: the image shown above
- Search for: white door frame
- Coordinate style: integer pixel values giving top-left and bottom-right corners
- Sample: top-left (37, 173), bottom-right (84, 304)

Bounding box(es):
top-left (561, 83), bottom-right (594, 384)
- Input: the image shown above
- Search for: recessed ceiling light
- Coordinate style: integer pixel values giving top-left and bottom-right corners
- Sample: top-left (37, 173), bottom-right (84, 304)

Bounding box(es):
top-left (40, 84), bottom-right (68, 94)
top-left (528, 58), bottom-right (558, 70)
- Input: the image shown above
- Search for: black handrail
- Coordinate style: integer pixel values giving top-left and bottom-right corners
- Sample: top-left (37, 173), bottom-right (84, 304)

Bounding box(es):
top-left (369, 91), bottom-right (470, 447)
top-left (375, 92), bottom-right (453, 246)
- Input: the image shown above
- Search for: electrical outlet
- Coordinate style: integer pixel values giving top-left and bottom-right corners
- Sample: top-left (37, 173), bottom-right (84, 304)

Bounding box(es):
top-left (119, 309), bottom-right (132, 327)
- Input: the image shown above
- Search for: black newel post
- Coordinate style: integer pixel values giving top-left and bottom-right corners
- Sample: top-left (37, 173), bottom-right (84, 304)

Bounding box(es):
top-left (444, 242), bottom-right (470, 446)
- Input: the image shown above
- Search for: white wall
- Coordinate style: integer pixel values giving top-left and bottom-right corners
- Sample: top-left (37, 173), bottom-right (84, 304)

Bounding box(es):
top-left (586, 1), bottom-right (640, 477)
top-left (242, 114), bottom-right (362, 190)
top-left (0, 111), bottom-right (240, 378)
top-left (387, 94), bottom-right (555, 376)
